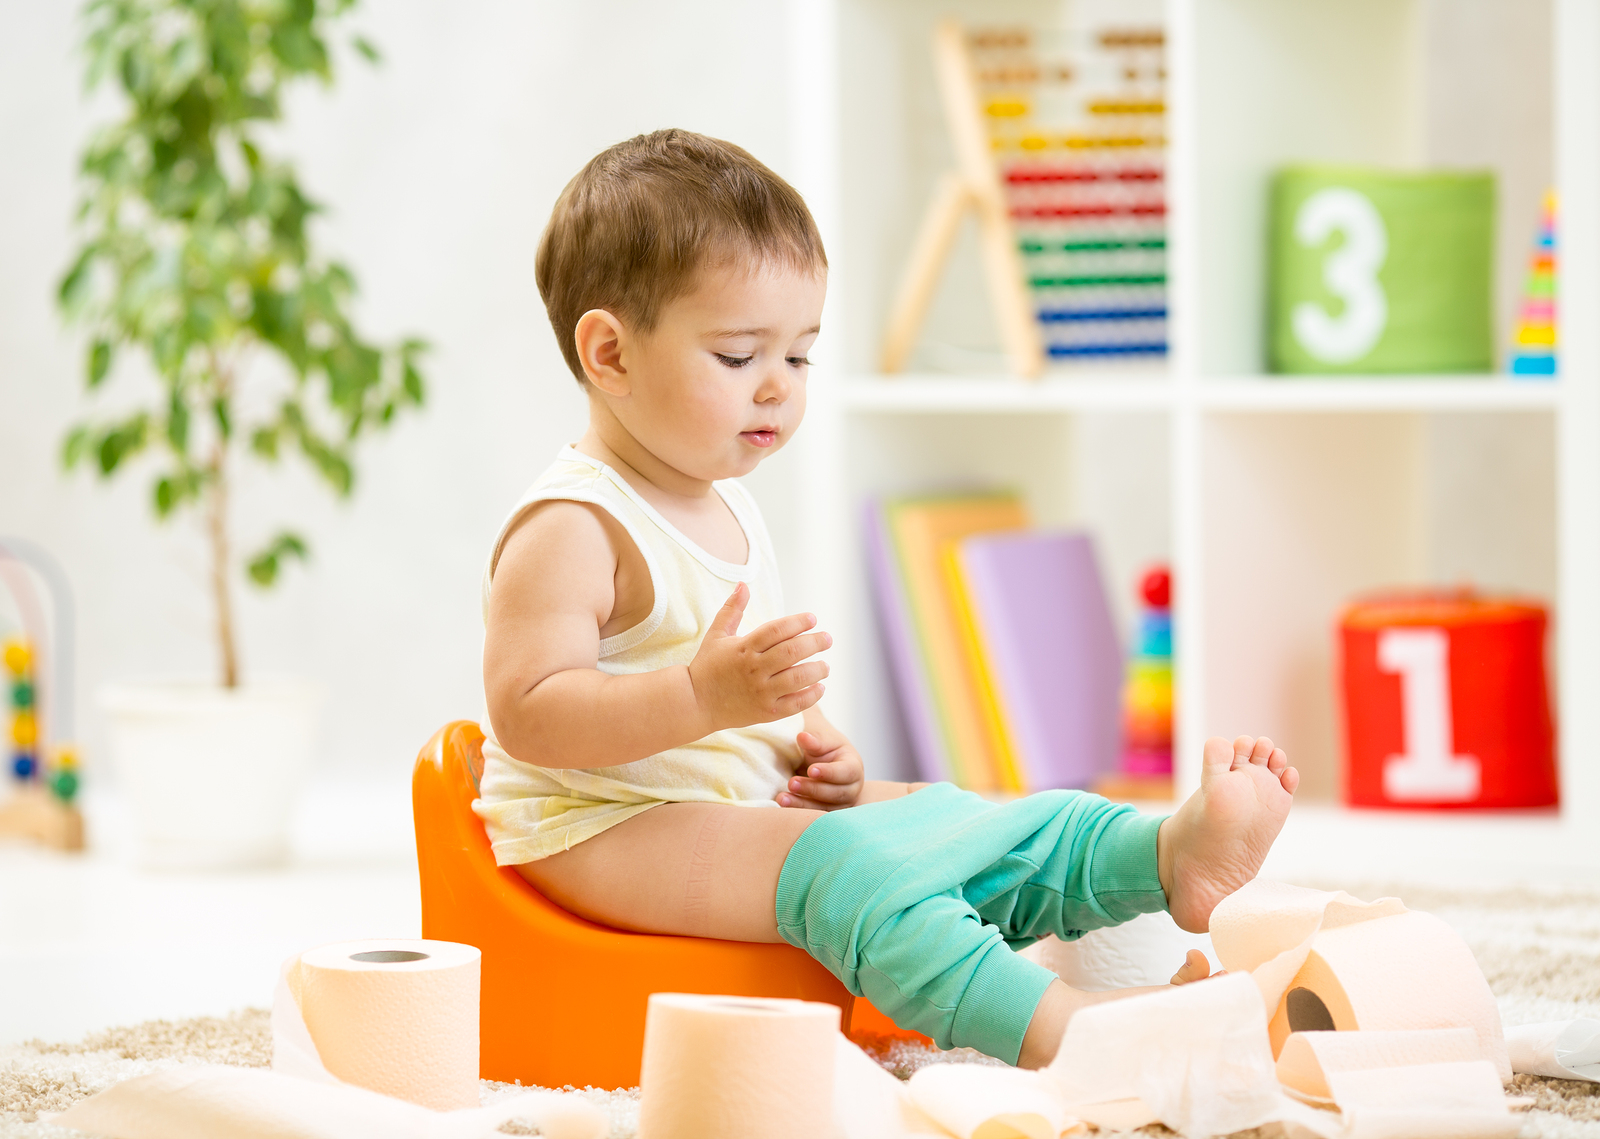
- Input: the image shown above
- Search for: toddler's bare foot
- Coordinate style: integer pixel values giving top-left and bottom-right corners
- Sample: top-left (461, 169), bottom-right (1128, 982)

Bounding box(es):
top-left (1157, 736), bottom-right (1298, 934)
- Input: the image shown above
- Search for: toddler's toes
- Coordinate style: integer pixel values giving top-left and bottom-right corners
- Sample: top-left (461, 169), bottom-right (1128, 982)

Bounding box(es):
top-left (1248, 737), bottom-right (1275, 765)
top-left (1281, 765), bottom-right (1301, 794)
top-left (1170, 948), bottom-right (1212, 985)
top-left (1267, 747), bottom-right (1288, 776)
top-left (1230, 736), bottom-right (1256, 769)
top-left (1203, 736), bottom-right (1235, 771)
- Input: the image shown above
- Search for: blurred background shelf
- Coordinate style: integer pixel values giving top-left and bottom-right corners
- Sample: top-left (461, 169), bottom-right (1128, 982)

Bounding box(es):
top-left (836, 374), bottom-right (1564, 414)
top-left (784, 0), bottom-right (1600, 857)
top-left (1197, 377), bottom-right (1564, 412)
top-left (837, 372), bottom-right (1171, 412)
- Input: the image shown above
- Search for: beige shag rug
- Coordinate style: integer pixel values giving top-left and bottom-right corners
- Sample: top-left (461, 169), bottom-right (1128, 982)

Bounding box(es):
top-left (4, 882), bottom-right (1599, 1138)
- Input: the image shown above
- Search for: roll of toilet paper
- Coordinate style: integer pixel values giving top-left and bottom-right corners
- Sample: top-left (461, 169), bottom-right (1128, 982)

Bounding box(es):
top-left (290, 938), bottom-right (481, 1111)
top-left (1266, 911), bottom-right (1508, 1078)
top-left (1209, 881), bottom-right (1509, 1079)
top-left (639, 993), bottom-right (840, 1139)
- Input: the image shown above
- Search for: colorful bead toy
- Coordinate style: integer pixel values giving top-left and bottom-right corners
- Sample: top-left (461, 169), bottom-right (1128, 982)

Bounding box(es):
top-left (1119, 566), bottom-right (1174, 777)
top-left (5, 637), bottom-right (38, 781)
top-left (879, 17), bottom-right (1169, 377)
top-left (0, 538), bottom-right (84, 849)
top-left (970, 22), bottom-right (1170, 362)
top-left (1510, 190), bottom-right (1557, 378)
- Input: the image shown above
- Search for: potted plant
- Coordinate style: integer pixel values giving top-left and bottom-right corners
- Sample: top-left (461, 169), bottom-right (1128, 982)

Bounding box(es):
top-left (58, 0), bottom-right (428, 868)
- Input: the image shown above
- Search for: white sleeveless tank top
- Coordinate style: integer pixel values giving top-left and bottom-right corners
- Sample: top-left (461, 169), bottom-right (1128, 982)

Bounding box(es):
top-left (473, 446), bottom-right (804, 865)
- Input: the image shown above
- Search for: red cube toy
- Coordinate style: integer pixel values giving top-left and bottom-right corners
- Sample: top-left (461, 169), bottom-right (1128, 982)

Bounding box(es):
top-left (1339, 590), bottom-right (1557, 809)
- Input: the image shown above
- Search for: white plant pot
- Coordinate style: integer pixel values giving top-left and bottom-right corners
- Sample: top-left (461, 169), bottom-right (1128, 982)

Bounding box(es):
top-left (100, 677), bottom-right (322, 870)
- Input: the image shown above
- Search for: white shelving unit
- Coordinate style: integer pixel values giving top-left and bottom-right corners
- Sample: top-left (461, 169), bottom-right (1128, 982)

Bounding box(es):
top-left (783, 0), bottom-right (1600, 878)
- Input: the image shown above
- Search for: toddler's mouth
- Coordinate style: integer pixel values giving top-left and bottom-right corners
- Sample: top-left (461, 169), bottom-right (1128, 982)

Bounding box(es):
top-left (740, 428), bottom-right (778, 448)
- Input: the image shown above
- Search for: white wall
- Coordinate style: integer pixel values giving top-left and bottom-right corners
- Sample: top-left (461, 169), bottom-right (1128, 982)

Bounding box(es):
top-left (0, 0), bottom-right (804, 784)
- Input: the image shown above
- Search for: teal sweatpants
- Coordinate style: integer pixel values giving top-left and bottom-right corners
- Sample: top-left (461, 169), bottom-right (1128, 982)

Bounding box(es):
top-left (774, 783), bottom-right (1168, 1064)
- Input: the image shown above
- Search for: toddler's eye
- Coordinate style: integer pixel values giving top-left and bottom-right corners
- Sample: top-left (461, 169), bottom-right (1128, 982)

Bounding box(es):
top-left (787, 356), bottom-right (812, 367)
top-left (715, 353), bottom-right (753, 368)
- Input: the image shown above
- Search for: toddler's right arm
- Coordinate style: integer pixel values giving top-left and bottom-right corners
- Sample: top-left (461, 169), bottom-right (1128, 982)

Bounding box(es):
top-left (483, 500), bottom-right (830, 769)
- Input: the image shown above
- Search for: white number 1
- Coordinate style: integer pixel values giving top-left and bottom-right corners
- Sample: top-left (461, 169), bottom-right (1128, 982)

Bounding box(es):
top-left (1377, 627), bottom-right (1480, 802)
top-left (1292, 187), bottom-right (1389, 364)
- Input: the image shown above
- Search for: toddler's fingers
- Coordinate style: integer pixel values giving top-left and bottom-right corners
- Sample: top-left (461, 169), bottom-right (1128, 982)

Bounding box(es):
top-left (772, 682), bottom-right (825, 718)
top-left (1170, 949), bottom-right (1212, 985)
top-left (796, 731), bottom-right (831, 757)
top-left (802, 757), bottom-right (856, 784)
top-left (773, 659), bottom-right (829, 694)
top-left (763, 630), bottom-right (831, 669)
top-left (786, 774), bottom-right (856, 805)
top-left (708, 583), bottom-right (750, 638)
top-left (746, 611), bottom-right (817, 653)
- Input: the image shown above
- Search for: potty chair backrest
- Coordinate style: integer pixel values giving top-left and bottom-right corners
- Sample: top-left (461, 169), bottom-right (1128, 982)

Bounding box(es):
top-left (411, 720), bottom-right (855, 1088)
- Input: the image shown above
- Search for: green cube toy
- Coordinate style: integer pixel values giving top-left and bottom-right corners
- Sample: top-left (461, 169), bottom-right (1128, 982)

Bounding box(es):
top-left (1269, 165), bottom-right (1495, 374)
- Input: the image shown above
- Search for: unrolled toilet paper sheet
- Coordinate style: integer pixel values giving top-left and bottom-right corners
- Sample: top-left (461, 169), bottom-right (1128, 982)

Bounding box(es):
top-left (1042, 966), bottom-right (1516, 1139)
top-left (1505, 1019), bottom-right (1600, 1082)
top-left (49, 1065), bottom-right (605, 1139)
top-left (1277, 1028), bottom-right (1484, 1100)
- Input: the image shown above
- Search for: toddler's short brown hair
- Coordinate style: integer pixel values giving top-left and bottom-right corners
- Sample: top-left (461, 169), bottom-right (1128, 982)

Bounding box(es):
top-left (535, 129), bottom-right (827, 384)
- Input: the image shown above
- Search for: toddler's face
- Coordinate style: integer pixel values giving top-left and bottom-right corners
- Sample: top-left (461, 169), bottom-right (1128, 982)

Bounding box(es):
top-left (614, 260), bottom-right (824, 482)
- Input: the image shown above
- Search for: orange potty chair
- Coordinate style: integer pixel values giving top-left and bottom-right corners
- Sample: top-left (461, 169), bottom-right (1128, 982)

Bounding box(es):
top-left (414, 721), bottom-right (927, 1089)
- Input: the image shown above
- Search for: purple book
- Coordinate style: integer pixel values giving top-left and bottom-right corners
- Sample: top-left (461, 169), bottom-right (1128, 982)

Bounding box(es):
top-left (958, 531), bottom-right (1123, 790)
top-left (864, 501), bottom-right (951, 783)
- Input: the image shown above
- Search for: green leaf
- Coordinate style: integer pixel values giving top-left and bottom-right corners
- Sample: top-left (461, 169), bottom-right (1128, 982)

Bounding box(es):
top-left (402, 358), bottom-right (424, 404)
top-left (212, 397), bottom-right (232, 440)
top-left (96, 416), bottom-right (149, 476)
top-left (88, 339), bottom-right (113, 386)
top-left (352, 35), bottom-right (381, 64)
top-left (154, 476), bottom-right (177, 517)
top-left (62, 426), bottom-right (91, 469)
top-left (246, 531), bottom-right (309, 588)
top-left (58, 248), bottom-right (95, 313)
top-left (250, 425), bottom-right (280, 460)
top-left (167, 391), bottom-right (190, 451)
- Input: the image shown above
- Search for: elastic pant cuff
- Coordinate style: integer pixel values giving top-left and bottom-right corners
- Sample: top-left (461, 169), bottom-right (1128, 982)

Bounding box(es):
top-left (950, 944), bottom-right (1059, 1065)
top-left (1091, 808), bottom-right (1169, 920)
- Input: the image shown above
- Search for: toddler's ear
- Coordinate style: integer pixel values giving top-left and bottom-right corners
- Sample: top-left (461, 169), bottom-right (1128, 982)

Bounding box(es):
top-left (574, 308), bottom-right (630, 395)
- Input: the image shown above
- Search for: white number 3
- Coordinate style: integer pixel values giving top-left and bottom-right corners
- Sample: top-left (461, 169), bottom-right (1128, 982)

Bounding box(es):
top-left (1292, 187), bottom-right (1389, 364)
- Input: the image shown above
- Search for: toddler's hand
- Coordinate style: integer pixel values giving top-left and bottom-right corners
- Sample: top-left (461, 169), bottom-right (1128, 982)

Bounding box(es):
top-left (689, 583), bottom-right (830, 731)
top-left (1169, 949), bottom-right (1217, 985)
top-left (777, 729), bottom-right (865, 810)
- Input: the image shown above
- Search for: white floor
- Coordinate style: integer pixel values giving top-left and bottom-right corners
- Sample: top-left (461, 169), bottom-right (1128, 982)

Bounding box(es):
top-left (0, 774), bottom-right (421, 1046)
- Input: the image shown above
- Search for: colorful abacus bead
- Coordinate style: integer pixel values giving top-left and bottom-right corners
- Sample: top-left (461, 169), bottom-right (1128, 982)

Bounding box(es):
top-left (11, 709), bottom-right (36, 749)
top-left (51, 768), bottom-right (79, 803)
top-left (50, 746), bottom-right (80, 803)
top-left (13, 753), bottom-right (36, 780)
top-left (2, 639), bottom-right (31, 676)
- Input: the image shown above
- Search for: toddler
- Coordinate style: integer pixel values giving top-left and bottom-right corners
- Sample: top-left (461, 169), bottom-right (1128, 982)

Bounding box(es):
top-left (476, 129), bottom-right (1299, 1069)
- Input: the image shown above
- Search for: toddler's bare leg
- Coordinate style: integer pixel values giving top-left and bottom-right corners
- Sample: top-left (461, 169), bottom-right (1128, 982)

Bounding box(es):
top-left (1017, 949), bottom-right (1214, 1068)
top-left (515, 802), bottom-right (825, 943)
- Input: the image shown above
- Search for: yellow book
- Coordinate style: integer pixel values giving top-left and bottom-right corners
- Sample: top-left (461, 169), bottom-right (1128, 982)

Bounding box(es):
top-left (886, 494), bottom-right (1030, 792)
top-left (942, 542), bottom-right (1026, 792)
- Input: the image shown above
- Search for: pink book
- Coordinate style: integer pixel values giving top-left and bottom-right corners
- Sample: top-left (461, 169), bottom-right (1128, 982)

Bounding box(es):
top-left (957, 531), bottom-right (1123, 789)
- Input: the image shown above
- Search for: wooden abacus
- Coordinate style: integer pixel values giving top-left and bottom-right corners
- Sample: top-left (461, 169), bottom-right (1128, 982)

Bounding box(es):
top-left (881, 18), bottom-right (1169, 377)
top-left (0, 539), bottom-right (85, 852)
